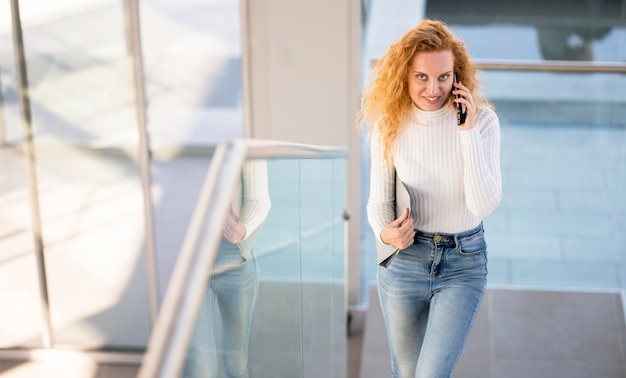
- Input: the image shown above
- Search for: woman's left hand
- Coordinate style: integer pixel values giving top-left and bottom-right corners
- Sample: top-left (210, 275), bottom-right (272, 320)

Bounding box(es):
top-left (452, 80), bottom-right (477, 131)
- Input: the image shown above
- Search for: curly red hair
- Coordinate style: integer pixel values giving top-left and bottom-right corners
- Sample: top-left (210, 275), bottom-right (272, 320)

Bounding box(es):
top-left (358, 19), bottom-right (490, 164)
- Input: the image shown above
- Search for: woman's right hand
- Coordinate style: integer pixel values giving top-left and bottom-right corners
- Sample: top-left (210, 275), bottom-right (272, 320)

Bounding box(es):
top-left (380, 208), bottom-right (415, 250)
top-left (223, 203), bottom-right (246, 243)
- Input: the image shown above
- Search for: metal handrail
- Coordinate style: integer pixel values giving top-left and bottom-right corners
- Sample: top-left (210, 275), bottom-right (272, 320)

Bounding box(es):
top-left (243, 139), bottom-right (348, 159)
top-left (370, 58), bottom-right (626, 73)
top-left (0, 67), bottom-right (5, 148)
top-left (137, 138), bottom-right (347, 378)
top-left (474, 59), bottom-right (626, 73)
top-left (123, 0), bottom-right (160, 324)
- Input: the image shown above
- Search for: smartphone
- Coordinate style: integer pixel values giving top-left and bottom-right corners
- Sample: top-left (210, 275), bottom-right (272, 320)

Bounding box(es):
top-left (454, 73), bottom-right (466, 126)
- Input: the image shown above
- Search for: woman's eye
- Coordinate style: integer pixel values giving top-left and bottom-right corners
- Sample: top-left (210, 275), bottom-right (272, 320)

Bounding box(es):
top-left (439, 74), bottom-right (450, 81)
top-left (416, 74), bottom-right (427, 80)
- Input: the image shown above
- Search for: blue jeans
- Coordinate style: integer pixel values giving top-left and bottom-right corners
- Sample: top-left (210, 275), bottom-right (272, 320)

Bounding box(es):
top-left (377, 223), bottom-right (487, 378)
top-left (182, 241), bottom-right (260, 378)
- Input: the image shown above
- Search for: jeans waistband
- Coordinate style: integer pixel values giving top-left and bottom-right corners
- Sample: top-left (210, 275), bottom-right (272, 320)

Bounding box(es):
top-left (413, 222), bottom-right (483, 248)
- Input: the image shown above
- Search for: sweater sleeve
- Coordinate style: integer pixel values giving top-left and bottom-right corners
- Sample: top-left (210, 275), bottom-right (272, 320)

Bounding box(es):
top-left (237, 159), bottom-right (271, 257)
top-left (366, 130), bottom-right (397, 243)
top-left (460, 107), bottom-right (502, 219)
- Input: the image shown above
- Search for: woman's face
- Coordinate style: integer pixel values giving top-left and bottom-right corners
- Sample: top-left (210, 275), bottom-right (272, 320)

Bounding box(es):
top-left (407, 50), bottom-right (454, 111)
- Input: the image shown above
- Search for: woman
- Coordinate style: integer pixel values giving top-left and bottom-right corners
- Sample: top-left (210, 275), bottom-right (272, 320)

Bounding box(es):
top-left (359, 20), bottom-right (502, 377)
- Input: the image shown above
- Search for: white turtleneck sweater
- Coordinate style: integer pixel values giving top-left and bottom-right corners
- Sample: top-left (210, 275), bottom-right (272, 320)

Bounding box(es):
top-left (367, 104), bottom-right (502, 243)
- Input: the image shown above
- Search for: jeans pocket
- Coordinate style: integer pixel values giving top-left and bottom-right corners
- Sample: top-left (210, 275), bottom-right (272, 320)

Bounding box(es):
top-left (457, 233), bottom-right (487, 256)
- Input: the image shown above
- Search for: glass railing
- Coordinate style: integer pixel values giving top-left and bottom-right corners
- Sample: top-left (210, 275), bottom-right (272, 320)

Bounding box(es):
top-left (361, 2), bottom-right (626, 294)
top-left (447, 6), bottom-right (626, 290)
top-left (477, 69), bottom-right (626, 290)
top-left (359, 69), bottom-right (626, 294)
top-left (139, 139), bottom-right (348, 377)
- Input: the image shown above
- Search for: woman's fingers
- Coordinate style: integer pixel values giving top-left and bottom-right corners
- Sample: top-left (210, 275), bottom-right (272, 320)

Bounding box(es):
top-left (381, 216), bottom-right (415, 249)
top-left (453, 81), bottom-right (477, 130)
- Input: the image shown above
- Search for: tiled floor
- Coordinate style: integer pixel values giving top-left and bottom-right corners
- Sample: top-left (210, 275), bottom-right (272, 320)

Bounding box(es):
top-left (3, 284), bottom-right (625, 378)
top-left (360, 285), bottom-right (626, 378)
top-left (0, 360), bottom-right (138, 378)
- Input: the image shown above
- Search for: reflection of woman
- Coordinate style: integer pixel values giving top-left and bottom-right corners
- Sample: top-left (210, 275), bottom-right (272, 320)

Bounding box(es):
top-left (360, 20), bottom-right (502, 377)
top-left (183, 159), bottom-right (271, 378)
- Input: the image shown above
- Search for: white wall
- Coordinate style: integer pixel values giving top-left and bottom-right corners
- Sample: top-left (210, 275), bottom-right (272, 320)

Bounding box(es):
top-left (241, 0), bottom-right (363, 305)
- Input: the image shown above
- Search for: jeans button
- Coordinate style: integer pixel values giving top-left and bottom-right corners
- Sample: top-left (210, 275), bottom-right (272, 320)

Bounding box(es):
top-left (435, 235), bottom-right (442, 242)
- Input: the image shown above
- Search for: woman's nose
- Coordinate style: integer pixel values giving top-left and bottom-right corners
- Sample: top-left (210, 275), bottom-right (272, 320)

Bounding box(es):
top-left (427, 80), bottom-right (440, 95)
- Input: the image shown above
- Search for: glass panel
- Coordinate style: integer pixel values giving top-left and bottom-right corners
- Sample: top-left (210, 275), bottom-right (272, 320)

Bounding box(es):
top-left (361, 3), bottom-right (626, 296)
top-left (1, 0), bottom-right (245, 353)
top-left (299, 159), bottom-right (346, 378)
top-left (330, 158), bottom-right (347, 376)
top-left (181, 155), bottom-right (347, 377)
top-left (482, 71), bottom-right (625, 127)
top-left (16, 1), bottom-right (150, 349)
top-left (425, 0), bottom-right (626, 62)
top-left (181, 158), bottom-right (290, 377)
top-left (251, 158), bottom-right (303, 376)
top-left (151, 153), bottom-right (213, 297)
top-left (0, 1), bottom-right (20, 146)
top-left (21, 1), bottom-right (136, 147)
top-left (41, 151), bottom-right (149, 349)
top-left (0, 148), bottom-right (42, 348)
top-left (481, 70), bottom-right (626, 290)
top-left (0, 0), bottom-right (42, 350)
top-left (140, 0), bottom-right (244, 146)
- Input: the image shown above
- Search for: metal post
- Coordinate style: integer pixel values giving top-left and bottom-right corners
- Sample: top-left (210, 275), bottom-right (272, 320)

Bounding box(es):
top-left (0, 71), bottom-right (6, 147)
top-left (9, 0), bottom-right (53, 348)
top-left (240, 0), bottom-right (252, 138)
top-left (123, 0), bottom-right (160, 322)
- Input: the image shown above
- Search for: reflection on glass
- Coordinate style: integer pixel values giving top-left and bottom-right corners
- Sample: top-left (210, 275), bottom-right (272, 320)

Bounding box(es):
top-left (480, 71), bottom-right (626, 127)
top-left (167, 152), bottom-right (347, 376)
top-left (300, 158), bottom-right (347, 377)
top-left (476, 70), bottom-right (626, 290)
top-left (536, 23), bottom-right (612, 61)
top-left (425, 0), bottom-right (625, 61)
top-left (250, 159), bottom-right (304, 376)
top-left (183, 159), bottom-right (270, 377)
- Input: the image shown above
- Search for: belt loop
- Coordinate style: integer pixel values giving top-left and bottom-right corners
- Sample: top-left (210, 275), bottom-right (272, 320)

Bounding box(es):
top-left (453, 234), bottom-right (459, 249)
